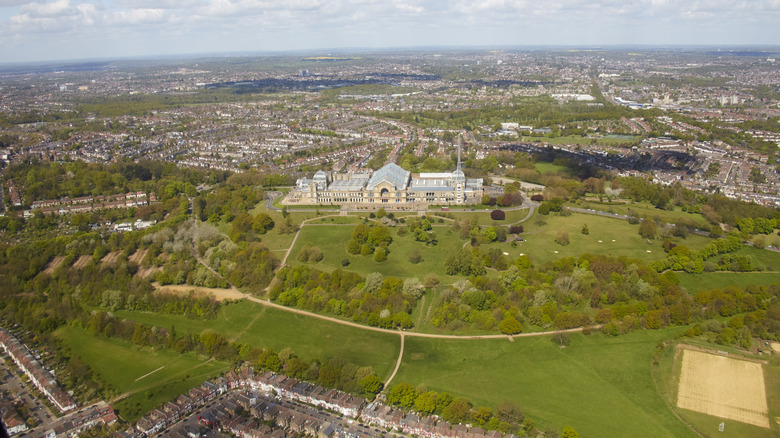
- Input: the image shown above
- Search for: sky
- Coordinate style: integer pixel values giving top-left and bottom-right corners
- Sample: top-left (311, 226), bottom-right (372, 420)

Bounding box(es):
top-left (1, 0), bottom-right (780, 63)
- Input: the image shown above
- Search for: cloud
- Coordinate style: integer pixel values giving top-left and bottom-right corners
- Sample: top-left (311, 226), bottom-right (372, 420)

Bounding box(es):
top-left (1, 0), bottom-right (779, 62)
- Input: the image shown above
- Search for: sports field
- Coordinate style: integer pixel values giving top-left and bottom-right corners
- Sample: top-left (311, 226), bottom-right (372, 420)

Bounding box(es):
top-left (677, 349), bottom-right (769, 428)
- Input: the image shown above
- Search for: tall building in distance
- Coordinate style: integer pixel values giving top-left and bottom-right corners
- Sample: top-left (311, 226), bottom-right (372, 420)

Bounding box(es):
top-left (284, 138), bottom-right (483, 209)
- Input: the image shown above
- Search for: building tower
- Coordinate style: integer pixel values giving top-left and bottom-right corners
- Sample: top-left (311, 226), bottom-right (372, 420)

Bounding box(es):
top-left (453, 136), bottom-right (466, 203)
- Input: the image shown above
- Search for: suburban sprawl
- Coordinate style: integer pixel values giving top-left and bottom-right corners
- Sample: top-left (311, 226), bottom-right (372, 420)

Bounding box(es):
top-left (1, 48), bottom-right (779, 438)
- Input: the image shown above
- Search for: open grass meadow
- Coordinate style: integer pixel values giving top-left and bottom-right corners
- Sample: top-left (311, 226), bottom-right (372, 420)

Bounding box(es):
top-left (518, 212), bottom-right (713, 265)
top-left (655, 341), bottom-right (780, 438)
top-left (573, 200), bottom-right (711, 230)
top-left (56, 326), bottom-right (229, 422)
top-left (394, 328), bottom-right (699, 438)
top-left (113, 300), bottom-right (400, 379)
top-left (677, 272), bottom-right (780, 293)
top-left (287, 223), bottom-right (466, 281)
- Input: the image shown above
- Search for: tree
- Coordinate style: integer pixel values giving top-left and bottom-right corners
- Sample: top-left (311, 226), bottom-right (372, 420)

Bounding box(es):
top-left (364, 272), bottom-right (383, 293)
top-left (639, 219), bottom-right (657, 239)
top-left (499, 316), bottom-right (523, 334)
top-left (581, 224), bottom-right (589, 235)
top-left (555, 231), bottom-right (570, 246)
top-left (252, 213), bottom-right (275, 234)
top-left (497, 401), bottom-right (524, 424)
top-left (387, 383), bottom-right (418, 408)
top-left (442, 398), bottom-right (472, 423)
top-left (491, 210), bottom-right (505, 220)
top-left (374, 247), bottom-right (387, 262)
top-left (415, 391), bottom-right (438, 415)
top-left (402, 277), bottom-right (425, 299)
top-left (561, 426), bottom-right (579, 438)
top-left (359, 374), bottom-right (383, 396)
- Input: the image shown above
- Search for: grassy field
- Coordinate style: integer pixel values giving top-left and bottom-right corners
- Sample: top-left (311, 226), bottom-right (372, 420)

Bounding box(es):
top-left (655, 342), bottom-right (780, 438)
top-left (431, 208), bottom-right (531, 226)
top-left (56, 326), bottom-right (229, 422)
top-left (518, 212), bottom-right (712, 265)
top-left (114, 300), bottom-right (400, 379)
top-left (287, 224), bottom-right (466, 281)
top-left (573, 200), bottom-right (711, 230)
top-left (394, 328), bottom-right (698, 438)
top-left (677, 272), bottom-right (780, 293)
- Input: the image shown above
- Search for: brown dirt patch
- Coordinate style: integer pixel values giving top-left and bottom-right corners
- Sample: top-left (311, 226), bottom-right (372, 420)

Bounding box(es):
top-left (152, 283), bottom-right (245, 302)
top-left (43, 256), bottom-right (66, 275)
top-left (677, 349), bottom-right (769, 428)
top-left (71, 255), bottom-right (92, 270)
top-left (101, 251), bottom-right (122, 266)
top-left (136, 266), bottom-right (162, 279)
top-left (770, 343), bottom-right (780, 353)
top-left (128, 248), bottom-right (148, 265)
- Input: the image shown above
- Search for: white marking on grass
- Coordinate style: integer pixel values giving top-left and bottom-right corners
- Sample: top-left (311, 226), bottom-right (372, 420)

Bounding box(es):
top-left (135, 366), bottom-right (165, 382)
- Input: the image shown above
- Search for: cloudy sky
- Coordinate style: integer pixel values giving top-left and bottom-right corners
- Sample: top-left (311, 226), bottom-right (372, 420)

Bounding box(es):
top-left (1, 0), bottom-right (779, 63)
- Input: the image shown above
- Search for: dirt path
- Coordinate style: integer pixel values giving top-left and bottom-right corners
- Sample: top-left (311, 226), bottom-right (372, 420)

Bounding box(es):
top-left (383, 334), bottom-right (405, 390)
top-left (242, 293), bottom-right (595, 340)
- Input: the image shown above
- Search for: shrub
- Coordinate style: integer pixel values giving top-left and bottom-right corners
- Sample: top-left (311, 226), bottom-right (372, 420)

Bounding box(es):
top-left (341, 258), bottom-right (350, 266)
top-left (491, 210), bottom-right (505, 220)
top-left (509, 225), bottom-right (524, 234)
top-left (530, 194), bottom-right (544, 202)
top-left (554, 231), bottom-right (570, 246)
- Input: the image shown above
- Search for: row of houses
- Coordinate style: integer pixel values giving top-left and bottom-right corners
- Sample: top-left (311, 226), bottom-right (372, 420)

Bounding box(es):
top-left (26, 191), bottom-right (156, 217)
top-left (131, 367), bottom-right (523, 438)
top-left (198, 392), bottom-right (333, 438)
top-left (0, 328), bottom-right (76, 413)
top-left (24, 402), bottom-right (119, 438)
top-left (133, 378), bottom-right (229, 436)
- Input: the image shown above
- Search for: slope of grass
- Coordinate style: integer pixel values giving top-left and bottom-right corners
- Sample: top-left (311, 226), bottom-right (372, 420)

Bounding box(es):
top-left (56, 326), bottom-right (229, 422)
top-left (394, 328), bottom-right (698, 438)
top-left (114, 300), bottom-right (400, 379)
top-left (519, 212), bottom-right (712, 265)
top-left (287, 224), bottom-right (464, 281)
top-left (677, 272), bottom-right (780, 293)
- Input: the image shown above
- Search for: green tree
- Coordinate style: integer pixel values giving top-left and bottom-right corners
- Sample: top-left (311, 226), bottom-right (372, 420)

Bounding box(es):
top-left (562, 426), bottom-right (579, 438)
top-left (499, 315), bottom-right (523, 334)
top-left (387, 383), bottom-right (418, 408)
top-left (639, 219), bottom-right (657, 239)
top-left (415, 391), bottom-right (438, 415)
top-left (359, 374), bottom-right (383, 396)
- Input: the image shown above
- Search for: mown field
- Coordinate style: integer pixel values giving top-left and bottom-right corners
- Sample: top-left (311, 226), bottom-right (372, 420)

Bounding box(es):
top-left (677, 272), bottom-right (780, 293)
top-left (56, 326), bottom-right (229, 422)
top-left (113, 300), bottom-right (400, 379)
top-left (518, 212), bottom-right (713, 265)
top-left (574, 200), bottom-right (712, 230)
top-left (286, 223), bottom-right (466, 280)
top-left (394, 328), bottom-right (699, 438)
top-left (655, 341), bottom-right (780, 438)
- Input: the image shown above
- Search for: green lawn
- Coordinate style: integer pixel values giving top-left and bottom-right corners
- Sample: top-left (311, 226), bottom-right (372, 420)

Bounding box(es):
top-left (518, 212), bottom-right (710, 265)
top-left (114, 300), bottom-right (400, 379)
top-left (677, 272), bottom-right (780, 293)
top-left (394, 328), bottom-right (699, 438)
top-left (534, 161), bottom-right (572, 174)
top-left (287, 224), bottom-right (465, 281)
top-left (431, 208), bottom-right (530, 226)
top-left (56, 326), bottom-right (229, 422)
top-left (574, 200), bottom-right (711, 230)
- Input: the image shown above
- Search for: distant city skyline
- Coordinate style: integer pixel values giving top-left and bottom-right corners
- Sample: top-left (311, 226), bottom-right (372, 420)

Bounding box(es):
top-left (1, 0), bottom-right (780, 63)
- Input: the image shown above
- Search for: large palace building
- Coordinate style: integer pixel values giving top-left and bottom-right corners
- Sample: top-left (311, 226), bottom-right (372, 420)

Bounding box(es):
top-left (283, 143), bottom-right (483, 209)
